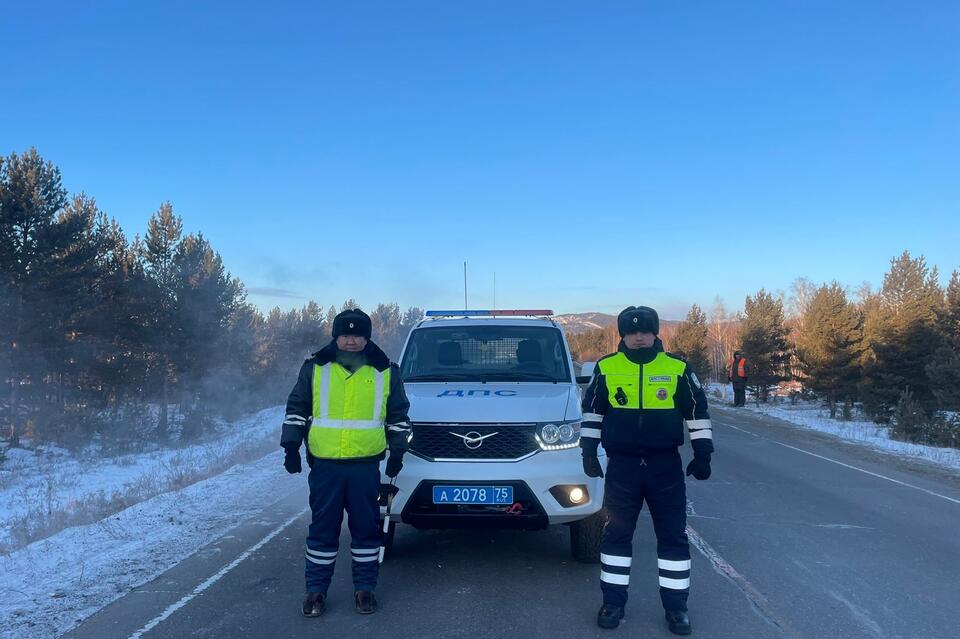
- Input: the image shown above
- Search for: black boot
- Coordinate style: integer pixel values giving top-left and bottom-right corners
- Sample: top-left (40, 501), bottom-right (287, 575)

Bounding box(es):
top-left (301, 592), bottom-right (325, 617)
top-left (665, 610), bottom-right (691, 635)
top-left (355, 590), bottom-right (378, 614)
top-left (597, 603), bottom-right (625, 629)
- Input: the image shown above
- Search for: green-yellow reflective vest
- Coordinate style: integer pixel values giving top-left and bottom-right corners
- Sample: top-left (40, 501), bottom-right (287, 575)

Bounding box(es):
top-left (307, 362), bottom-right (390, 459)
top-left (599, 351), bottom-right (687, 410)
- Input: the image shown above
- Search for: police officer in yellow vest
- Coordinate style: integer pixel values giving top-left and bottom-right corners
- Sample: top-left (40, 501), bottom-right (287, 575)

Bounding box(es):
top-left (281, 309), bottom-right (411, 617)
top-left (581, 306), bottom-right (713, 634)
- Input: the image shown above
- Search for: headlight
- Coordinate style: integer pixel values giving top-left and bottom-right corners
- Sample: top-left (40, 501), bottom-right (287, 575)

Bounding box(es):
top-left (541, 424), bottom-right (560, 444)
top-left (537, 421), bottom-right (581, 450)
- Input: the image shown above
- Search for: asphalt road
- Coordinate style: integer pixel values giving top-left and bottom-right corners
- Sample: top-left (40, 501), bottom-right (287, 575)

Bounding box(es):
top-left (64, 406), bottom-right (960, 639)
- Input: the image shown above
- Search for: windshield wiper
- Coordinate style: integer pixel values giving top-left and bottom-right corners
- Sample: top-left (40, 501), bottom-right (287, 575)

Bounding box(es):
top-left (404, 373), bottom-right (474, 382)
top-left (477, 372), bottom-right (560, 382)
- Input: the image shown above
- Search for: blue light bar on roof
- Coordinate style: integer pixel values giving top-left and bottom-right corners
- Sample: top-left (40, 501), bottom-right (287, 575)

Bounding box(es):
top-left (425, 309), bottom-right (554, 317)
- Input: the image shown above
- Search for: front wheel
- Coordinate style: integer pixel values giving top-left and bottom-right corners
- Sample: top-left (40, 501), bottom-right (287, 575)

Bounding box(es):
top-left (569, 509), bottom-right (606, 563)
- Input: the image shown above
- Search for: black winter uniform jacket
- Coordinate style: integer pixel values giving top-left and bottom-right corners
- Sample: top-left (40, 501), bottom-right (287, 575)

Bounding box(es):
top-left (580, 339), bottom-right (714, 458)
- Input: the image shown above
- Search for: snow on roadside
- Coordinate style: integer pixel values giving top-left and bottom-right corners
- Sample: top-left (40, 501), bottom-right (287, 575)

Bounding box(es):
top-left (708, 383), bottom-right (960, 472)
top-left (0, 407), bottom-right (285, 552)
top-left (0, 432), bottom-right (300, 639)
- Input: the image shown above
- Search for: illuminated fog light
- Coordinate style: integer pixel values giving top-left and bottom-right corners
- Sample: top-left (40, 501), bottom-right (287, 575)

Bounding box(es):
top-left (569, 487), bottom-right (586, 504)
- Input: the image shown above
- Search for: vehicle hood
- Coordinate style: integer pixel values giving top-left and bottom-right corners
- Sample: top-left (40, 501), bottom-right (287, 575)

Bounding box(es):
top-left (403, 382), bottom-right (580, 424)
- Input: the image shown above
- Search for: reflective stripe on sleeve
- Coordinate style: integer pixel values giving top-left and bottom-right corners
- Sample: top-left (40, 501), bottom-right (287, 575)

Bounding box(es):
top-left (685, 419), bottom-right (712, 430)
top-left (581, 427), bottom-right (602, 439)
top-left (582, 412), bottom-right (603, 423)
top-left (387, 424), bottom-right (412, 432)
top-left (689, 429), bottom-right (713, 440)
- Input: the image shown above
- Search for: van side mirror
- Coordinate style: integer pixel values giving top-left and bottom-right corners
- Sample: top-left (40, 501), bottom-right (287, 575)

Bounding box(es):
top-left (576, 361), bottom-right (597, 385)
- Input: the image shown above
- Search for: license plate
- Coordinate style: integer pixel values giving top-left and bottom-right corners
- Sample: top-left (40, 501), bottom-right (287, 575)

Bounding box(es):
top-left (432, 485), bottom-right (514, 505)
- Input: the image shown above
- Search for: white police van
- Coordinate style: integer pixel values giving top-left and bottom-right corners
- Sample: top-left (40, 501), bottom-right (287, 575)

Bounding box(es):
top-left (381, 310), bottom-right (605, 562)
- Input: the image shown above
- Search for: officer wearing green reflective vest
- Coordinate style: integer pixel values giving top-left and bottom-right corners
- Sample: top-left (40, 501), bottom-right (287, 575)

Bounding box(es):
top-left (280, 308), bottom-right (412, 618)
top-left (581, 306), bottom-right (713, 635)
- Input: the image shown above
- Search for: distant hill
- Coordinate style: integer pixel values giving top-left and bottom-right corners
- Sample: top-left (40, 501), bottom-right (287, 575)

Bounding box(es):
top-left (554, 312), bottom-right (681, 335)
top-left (553, 312), bottom-right (616, 334)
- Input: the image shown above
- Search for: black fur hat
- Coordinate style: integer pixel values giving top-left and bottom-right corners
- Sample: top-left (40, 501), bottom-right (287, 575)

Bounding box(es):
top-left (617, 306), bottom-right (659, 337)
top-left (332, 308), bottom-right (372, 340)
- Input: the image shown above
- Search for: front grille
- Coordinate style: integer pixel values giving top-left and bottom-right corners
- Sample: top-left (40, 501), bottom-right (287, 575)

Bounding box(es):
top-left (409, 423), bottom-right (540, 460)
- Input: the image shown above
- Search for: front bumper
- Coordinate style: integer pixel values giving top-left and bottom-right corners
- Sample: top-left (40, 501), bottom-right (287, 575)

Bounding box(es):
top-left (379, 447), bottom-right (606, 529)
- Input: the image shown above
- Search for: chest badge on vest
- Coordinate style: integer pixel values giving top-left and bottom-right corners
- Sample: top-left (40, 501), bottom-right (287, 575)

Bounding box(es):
top-left (656, 387), bottom-right (669, 401)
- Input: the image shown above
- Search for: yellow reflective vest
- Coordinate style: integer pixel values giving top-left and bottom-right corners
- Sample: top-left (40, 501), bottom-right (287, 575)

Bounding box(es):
top-left (307, 362), bottom-right (390, 460)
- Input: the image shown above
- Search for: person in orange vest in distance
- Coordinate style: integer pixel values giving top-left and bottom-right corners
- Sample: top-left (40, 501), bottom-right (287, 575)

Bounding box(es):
top-left (728, 351), bottom-right (748, 407)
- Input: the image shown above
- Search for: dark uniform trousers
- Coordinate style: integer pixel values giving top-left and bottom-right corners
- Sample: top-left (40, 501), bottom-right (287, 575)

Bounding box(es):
top-left (600, 450), bottom-right (690, 611)
top-left (305, 459), bottom-right (381, 593)
top-left (732, 383), bottom-right (746, 407)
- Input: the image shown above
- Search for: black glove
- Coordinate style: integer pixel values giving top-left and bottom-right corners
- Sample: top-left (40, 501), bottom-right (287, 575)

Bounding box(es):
top-left (686, 455), bottom-right (711, 480)
top-left (385, 450), bottom-right (404, 478)
top-left (283, 447), bottom-right (302, 474)
top-left (582, 455), bottom-right (604, 478)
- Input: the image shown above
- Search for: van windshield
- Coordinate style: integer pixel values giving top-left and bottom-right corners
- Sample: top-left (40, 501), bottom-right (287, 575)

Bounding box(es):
top-left (401, 325), bottom-right (571, 383)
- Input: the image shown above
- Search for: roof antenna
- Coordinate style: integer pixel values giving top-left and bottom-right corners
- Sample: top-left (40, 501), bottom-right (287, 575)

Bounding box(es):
top-left (463, 261), bottom-right (468, 309)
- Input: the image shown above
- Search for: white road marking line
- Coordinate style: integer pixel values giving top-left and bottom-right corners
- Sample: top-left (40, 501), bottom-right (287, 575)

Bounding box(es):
top-left (127, 508), bottom-right (308, 639)
top-left (714, 419), bottom-right (960, 506)
top-left (686, 522), bottom-right (797, 636)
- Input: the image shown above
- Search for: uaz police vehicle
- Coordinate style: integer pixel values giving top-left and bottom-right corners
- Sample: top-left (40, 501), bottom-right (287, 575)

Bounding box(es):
top-left (381, 310), bottom-right (605, 561)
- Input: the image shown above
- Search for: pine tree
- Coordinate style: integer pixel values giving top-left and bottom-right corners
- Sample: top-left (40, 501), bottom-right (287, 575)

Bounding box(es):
top-left (672, 305), bottom-right (711, 383)
top-left (172, 232), bottom-right (244, 437)
top-left (370, 302), bottom-right (402, 357)
top-left (0, 148), bottom-right (70, 445)
top-left (44, 195), bottom-right (109, 417)
top-left (738, 290), bottom-right (791, 402)
top-left (140, 202), bottom-right (184, 440)
top-left (861, 252), bottom-right (946, 420)
top-left (926, 270), bottom-right (960, 411)
top-left (90, 218), bottom-right (151, 408)
top-left (795, 282), bottom-right (863, 417)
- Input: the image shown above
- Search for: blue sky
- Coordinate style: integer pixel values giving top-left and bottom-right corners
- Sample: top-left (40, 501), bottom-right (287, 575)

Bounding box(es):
top-left (4, 1), bottom-right (958, 319)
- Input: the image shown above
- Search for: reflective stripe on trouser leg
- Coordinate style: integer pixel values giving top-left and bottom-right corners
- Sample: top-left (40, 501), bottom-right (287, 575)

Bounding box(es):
top-left (599, 456), bottom-right (643, 608)
top-left (645, 452), bottom-right (690, 612)
top-left (600, 553), bottom-right (631, 590)
top-left (306, 460), bottom-right (348, 593)
top-left (344, 461), bottom-right (382, 591)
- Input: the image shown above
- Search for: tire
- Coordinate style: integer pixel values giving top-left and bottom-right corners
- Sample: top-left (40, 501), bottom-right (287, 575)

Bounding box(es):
top-left (570, 509), bottom-right (605, 563)
top-left (381, 519), bottom-right (397, 559)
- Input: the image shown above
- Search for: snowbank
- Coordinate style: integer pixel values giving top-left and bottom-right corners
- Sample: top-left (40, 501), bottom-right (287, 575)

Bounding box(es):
top-left (0, 410), bottom-right (293, 639)
top-left (0, 407), bottom-right (284, 553)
